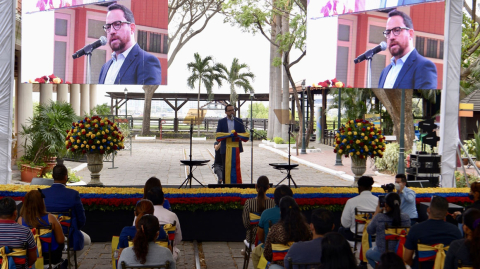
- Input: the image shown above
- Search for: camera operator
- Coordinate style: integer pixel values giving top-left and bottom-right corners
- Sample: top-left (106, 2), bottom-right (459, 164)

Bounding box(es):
top-left (395, 174), bottom-right (418, 225)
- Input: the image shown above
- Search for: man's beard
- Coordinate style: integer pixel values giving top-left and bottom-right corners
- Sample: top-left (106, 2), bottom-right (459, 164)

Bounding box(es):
top-left (389, 43), bottom-right (405, 58)
top-left (109, 36), bottom-right (127, 52)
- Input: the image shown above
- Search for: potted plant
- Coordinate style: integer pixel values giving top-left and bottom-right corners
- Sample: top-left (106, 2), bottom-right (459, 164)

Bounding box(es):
top-left (461, 139), bottom-right (476, 165)
top-left (19, 101), bottom-right (78, 181)
top-left (66, 115), bottom-right (125, 185)
top-left (334, 119), bottom-right (387, 186)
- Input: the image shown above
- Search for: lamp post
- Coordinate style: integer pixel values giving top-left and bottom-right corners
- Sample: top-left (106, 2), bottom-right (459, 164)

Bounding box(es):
top-left (335, 88), bottom-right (343, 166)
top-left (124, 88), bottom-right (128, 120)
top-left (301, 80), bottom-right (307, 154)
top-left (398, 89), bottom-right (405, 174)
top-left (250, 92), bottom-right (254, 184)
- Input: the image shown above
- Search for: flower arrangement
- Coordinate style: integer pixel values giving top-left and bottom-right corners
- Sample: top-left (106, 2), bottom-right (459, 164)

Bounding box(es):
top-left (66, 115), bottom-right (125, 158)
top-left (312, 78), bottom-right (349, 88)
top-left (29, 74), bottom-right (71, 84)
top-left (334, 119), bottom-right (386, 159)
top-left (0, 185), bottom-right (472, 212)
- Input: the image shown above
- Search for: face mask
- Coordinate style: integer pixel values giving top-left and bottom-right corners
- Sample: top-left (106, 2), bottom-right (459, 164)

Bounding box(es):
top-left (469, 194), bottom-right (475, 201)
top-left (395, 183), bottom-right (401, 191)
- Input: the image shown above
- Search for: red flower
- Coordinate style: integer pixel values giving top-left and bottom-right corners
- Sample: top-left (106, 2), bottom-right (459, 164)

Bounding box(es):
top-left (82, 130), bottom-right (86, 135)
top-left (48, 74), bottom-right (56, 80)
top-left (66, 81), bottom-right (72, 84)
top-left (362, 128), bottom-right (365, 132)
top-left (68, 142), bottom-right (72, 146)
top-left (42, 76), bottom-right (48, 81)
top-left (344, 154), bottom-right (348, 158)
top-left (348, 128), bottom-right (351, 131)
top-left (359, 142), bottom-right (364, 147)
top-left (113, 145), bottom-right (118, 150)
top-left (104, 135), bottom-right (108, 139)
top-left (349, 140), bottom-right (353, 144)
top-left (334, 149), bottom-right (337, 153)
top-left (71, 148), bottom-right (75, 152)
top-left (82, 150), bottom-right (86, 154)
top-left (336, 140), bottom-right (341, 144)
top-left (331, 78), bottom-right (338, 84)
top-left (88, 140), bottom-right (93, 144)
top-left (100, 122), bottom-right (105, 126)
top-left (378, 130), bottom-right (382, 134)
top-left (369, 134), bottom-right (373, 138)
top-left (100, 150), bottom-right (105, 154)
top-left (80, 124), bottom-right (84, 128)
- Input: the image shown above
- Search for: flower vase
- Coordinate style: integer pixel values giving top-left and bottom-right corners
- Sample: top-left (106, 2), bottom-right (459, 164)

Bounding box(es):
top-left (351, 156), bottom-right (367, 187)
top-left (86, 153), bottom-right (104, 186)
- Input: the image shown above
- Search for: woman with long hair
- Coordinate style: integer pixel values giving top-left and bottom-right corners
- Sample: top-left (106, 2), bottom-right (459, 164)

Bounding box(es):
top-left (263, 196), bottom-right (311, 268)
top-left (143, 177), bottom-right (170, 210)
top-left (445, 208), bottom-right (480, 269)
top-left (242, 176), bottom-right (275, 245)
top-left (320, 232), bottom-right (358, 269)
top-left (366, 192), bottom-right (410, 268)
top-left (118, 214), bottom-right (175, 268)
top-left (17, 190), bottom-right (65, 265)
top-left (118, 199), bottom-right (166, 252)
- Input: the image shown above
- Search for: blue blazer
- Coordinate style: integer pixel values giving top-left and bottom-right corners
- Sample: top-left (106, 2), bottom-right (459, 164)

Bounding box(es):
top-left (216, 117), bottom-right (246, 154)
top-left (378, 49), bottom-right (437, 90)
top-left (43, 184), bottom-right (86, 251)
top-left (98, 44), bottom-right (162, 85)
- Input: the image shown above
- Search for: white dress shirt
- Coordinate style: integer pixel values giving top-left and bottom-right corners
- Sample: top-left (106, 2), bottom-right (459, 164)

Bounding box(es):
top-left (341, 190), bottom-right (378, 233)
top-left (104, 43), bottom-right (136, 84)
top-left (227, 117), bottom-right (235, 132)
top-left (383, 48), bottom-right (414, 89)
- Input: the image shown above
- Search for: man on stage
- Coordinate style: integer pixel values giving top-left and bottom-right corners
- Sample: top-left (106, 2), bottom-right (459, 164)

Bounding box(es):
top-left (378, 10), bottom-right (437, 90)
top-left (216, 105), bottom-right (248, 184)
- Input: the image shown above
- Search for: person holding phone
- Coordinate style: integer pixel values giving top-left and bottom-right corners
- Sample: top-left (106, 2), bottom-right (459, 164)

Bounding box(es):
top-left (366, 193), bottom-right (410, 268)
top-left (395, 174), bottom-right (418, 225)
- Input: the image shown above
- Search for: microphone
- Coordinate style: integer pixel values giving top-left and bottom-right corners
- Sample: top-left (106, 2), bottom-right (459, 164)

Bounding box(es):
top-left (354, 41), bottom-right (387, 64)
top-left (72, 36), bottom-right (107, 59)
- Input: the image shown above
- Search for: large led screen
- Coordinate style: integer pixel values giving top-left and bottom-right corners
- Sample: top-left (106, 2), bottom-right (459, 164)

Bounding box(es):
top-left (25, 0), bottom-right (114, 13)
top-left (306, 1), bottom-right (444, 89)
top-left (22, 0), bottom-right (168, 85)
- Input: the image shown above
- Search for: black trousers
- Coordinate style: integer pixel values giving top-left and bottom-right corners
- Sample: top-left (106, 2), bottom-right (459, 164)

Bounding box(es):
top-left (43, 242), bottom-right (65, 265)
top-left (220, 154), bottom-right (226, 184)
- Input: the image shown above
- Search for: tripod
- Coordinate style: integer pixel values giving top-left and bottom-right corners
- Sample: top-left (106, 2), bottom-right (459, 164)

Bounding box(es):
top-left (179, 123), bottom-right (208, 188)
top-left (270, 123), bottom-right (298, 188)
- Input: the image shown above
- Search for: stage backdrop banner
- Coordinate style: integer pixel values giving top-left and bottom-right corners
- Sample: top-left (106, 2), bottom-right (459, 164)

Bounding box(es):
top-left (0, 0), bottom-right (15, 184)
top-left (439, 0), bottom-right (463, 188)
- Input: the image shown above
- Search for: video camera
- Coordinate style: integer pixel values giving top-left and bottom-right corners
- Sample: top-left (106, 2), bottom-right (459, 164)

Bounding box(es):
top-left (381, 183), bottom-right (395, 193)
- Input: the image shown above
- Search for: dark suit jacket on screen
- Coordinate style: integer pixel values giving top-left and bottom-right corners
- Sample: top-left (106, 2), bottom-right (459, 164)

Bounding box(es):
top-left (216, 117), bottom-right (246, 154)
top-left (43, 183), bottom-right (86, 251)
top-left (98, 43), bottom-right (162, 85)
top-left (378, 49), bottom-right (437, 90)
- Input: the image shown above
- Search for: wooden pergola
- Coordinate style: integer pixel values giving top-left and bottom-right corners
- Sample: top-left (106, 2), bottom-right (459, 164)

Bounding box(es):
top-left (106, 92), bottom-right (270, 131)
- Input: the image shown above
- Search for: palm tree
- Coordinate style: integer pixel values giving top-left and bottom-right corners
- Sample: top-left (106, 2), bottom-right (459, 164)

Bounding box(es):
top-left (187, 53), bottom-right (224, 136)
top-left (218, 58), bottom-right (255, 105)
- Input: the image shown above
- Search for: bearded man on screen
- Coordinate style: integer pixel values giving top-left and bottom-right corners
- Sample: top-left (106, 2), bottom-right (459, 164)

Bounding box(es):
top-left (378, 10), bottom-right (437, 90)
top-left (98, 3), bottom-right (162, 85)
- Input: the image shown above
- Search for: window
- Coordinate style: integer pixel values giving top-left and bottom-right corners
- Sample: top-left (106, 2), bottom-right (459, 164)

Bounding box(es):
top-left (88, 19), bottom-right (105, 39)
top-left (91, 49), bottom-right (106, 84)
top-left (55, 19), bottom-right (68, 36)
top-left (54, 41), bottom-right (67, 81)
top-left (416, 36), bottom-right (443, 59)
top-left (371, 54), bottom-right (386, 88)
top-left (336, 46), bottom-right (349, 84)
top-left (137, 30), bottom-right (167, 54)
top-left (368, 25), bottom-right (385, 44)
top-left (416, 36), bottom-right (425, 56)
top-left (338, 25), bottom-right (350, 41)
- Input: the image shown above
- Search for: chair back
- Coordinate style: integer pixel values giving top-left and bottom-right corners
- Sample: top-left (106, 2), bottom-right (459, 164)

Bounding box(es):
top-left (127, 221), bottom-right (176, 253)
top-left (417, 240), bottom-right (449, 269)
top-left (50, 210), bottom-right (77, 269)
top-left (31, 178), bottom-right (54, 186)
top-left (0, 242), bottom-right (28, 268)
top-left (120, 260), bottom-right (170, 269)
top-left (271, 242), bottom-right (294, 262)
top-left (354, 208), bottom-right (375, 261)
top-left (287, 257), bottom-right (321, 269)
top-left (30, 225), bottom-right (54, 269)
top-left (384, 224), bottom-right (410, 258)
top-left (249, 212), bottom-right (261, 226)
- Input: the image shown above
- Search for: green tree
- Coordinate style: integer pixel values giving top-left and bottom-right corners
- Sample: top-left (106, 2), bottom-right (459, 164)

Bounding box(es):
top-left (187, 53), bottom-right (224, 136)
top-left (461, 3), bottom-right (480, 96)
top-left (218, 58), bottom-right (255, 105)
top-left (247, 103), bottom-right (269, 119)
top-left (329, 88), bottom-right (374, 120)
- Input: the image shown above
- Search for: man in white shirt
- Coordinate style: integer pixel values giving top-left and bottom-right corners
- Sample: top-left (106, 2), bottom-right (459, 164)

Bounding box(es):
top-left (339, 176), bottom-right (378, 241)
top-left (147, 187), bottom-right (182, 260)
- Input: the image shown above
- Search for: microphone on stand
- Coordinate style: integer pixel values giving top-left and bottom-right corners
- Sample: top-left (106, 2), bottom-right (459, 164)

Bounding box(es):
top-left (354, 41), bottom-right (387, 64)
top-left (72, 36), bottom-right (107, 59)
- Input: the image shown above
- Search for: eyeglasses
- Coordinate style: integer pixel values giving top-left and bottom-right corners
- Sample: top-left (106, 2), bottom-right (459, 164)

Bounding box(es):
top-left (226, 109), bottom-right (235, 112)
top-left (383, 27), bottom-right (410, 38)
top-left (103, 21), bottom-right (131, 33)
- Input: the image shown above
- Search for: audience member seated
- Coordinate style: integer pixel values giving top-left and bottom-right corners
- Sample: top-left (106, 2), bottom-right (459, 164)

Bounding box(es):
top-left (454, 182), bottom-right (480, 223)
top-left (264, 196), bottom-right (311, 269)
top-left (366, 192), bottom-right (410, 268)
top-left (403, 196), bottom-right (462, 269)
top-left (146, 187), bottom-right (182, 260)
top-left (320, 232), bottom-right (359, 269)
top-left (118, 214), bottom-right (176, 268)
top-left (444, 208), bottom-right (480, 269)
top-left (251, 185), bottom-right (293, 269)
top-left (18, 190), bottom-right (65, 266)
top-left (0, 197), bottom-right (37, 269)
top-left (242, 176), bottom-right (275, 245)
top-left (339, 176), bottom-right (378, 241)
top-left (42, 164), bottom-right (91, 261)
top-left (143, 177), bottom-right (171, 210)
top-left (118, 199), bottom-right (167, 254)
top-left (395, 174), bottom-right (418, 225)
top-left (284, 208), bottom-right (334, 269)
top-left (377, 252), bottom-right (406, 269)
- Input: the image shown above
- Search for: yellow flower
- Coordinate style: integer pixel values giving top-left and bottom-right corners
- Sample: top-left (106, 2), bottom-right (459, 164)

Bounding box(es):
top-left (358, 123), bottom-right (362, 126)
top-left (110, 142), bottom-right (113, 146)
top-left (361, 133), bottom-right (365, 136)
top-left (82, 129), bottom-right (85, 133)
top-left (65, 141), bottom-right (69, 146)
top-left (373, 151), bottom-right (376, 154)
top-left (372, 141), bottom-right (376, 145)
top-left (356, 151), bottom-right (360, 155)
top-left (350, 152), bottom-right (354, 156)
top-left (102, 131), bottom-right (105, 135)
top-left (114, 131), bottom-right (118, 135)
top-left (102, 139), bottom-right (106, 143)
top-left (73, 129), bottom-right (77, 133)
top-left (86, 124), bottom-right (90, 128)
top-left (74, 145), bottom-right (78, 149)
top-left (348, 132), bottom-right (352, 135)
top-left (106, 129), bottom-right (109, 133)
top-left (100, 146), bottom-right (103, 150)
top-left (91, 134), bottom-right (96, 139)
top-left (95, 124), bottom-right (99, 128)
top-left (108, 136), bottom-right (112, 140)
top-left (342, 139), bottom-right (347, 143)
top-left (375, 139), bottom-right (379, 142)
top-left (76, 139), bottom-right (81, 143)
top-left (100, 120), bottom-right (104, 124)
top-left (83, 141), bottom-right (87, 144)
top-left (354, 132), bottom-right (357, 135)
top-left (338, 149), bottom-right (343, 154)
top-left (92, 145), bottom-right (96, 149)
top-left (107, 146), bottom-right (110, 150)
top-left (346, 145), bottom-right (350, 149)
top-left (113, 139), bottom-right (117, 142)
top-left (367, 127), bottom-right (370, 130)
top-left (104, 117), bottom-right (108, 121)
top-left (96, 132), bottom-right (101, 136)
top-left (70, 137), bottom-right (74, 142)
top-left (86, 145), bottom-right (90, 149)
top-left (81, 144), bottom-right (85, 148)
top-left (335, 133), bottom-right (339, 137)
top-left (356, 140), bottom-right (360, 144)
top-left (364, 136), bottom-right (368, 140)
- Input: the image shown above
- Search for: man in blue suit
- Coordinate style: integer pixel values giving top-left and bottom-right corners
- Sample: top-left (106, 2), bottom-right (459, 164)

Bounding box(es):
top-left (98, 3), bottom-right (161, 85)
top-left (42, 165), bottom-right (91, 264)
top-left (378, 10), bottom-right (437, 90)
top-left (216, 104), bottom-right (246, 184)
